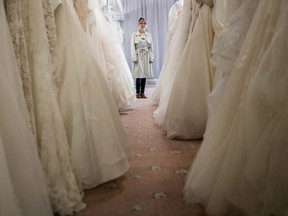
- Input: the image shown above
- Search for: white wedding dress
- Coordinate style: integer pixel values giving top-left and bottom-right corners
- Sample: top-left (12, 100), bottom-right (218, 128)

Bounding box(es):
top-left (55, 0), bottom-right (130, 189)
top-left (87, 3), bottom-right (136, 110)
top-left (153, 0), bottom-right (193, 125)
top-left (184, 0), bottom-right (288, 215)
top-left (188, 0), bottom-right (201, 35)
top-left (163, 1), bottom-right (183, 62)
top-left (206, 0), bottom-right (259, 134)
top-left (20, 0), bottom-right (85, 214)
top-left (163, 5), bottom-right (214, 140)
top-left (210, 0), bottom-right (242, 89)
top-left (0, 2), bottom-right (53, 214)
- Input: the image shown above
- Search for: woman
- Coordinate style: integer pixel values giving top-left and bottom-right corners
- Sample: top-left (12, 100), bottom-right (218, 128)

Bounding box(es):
top-left (131, 17), bottom-right (154, 99)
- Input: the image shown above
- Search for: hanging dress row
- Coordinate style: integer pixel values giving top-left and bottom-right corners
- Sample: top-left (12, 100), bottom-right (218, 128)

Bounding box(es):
top-left (184, 0), bottom-right (288, 215)
top-left (0, 1), bottom-right (53, 214)
top-left (154, 0), bottom-right (214, 140)
top-left (1, 0), bottom-right (131, 214)
top-left (74, 0), bottom-right (136, 110)
top-left (153, 0), bottom-right (194, 124)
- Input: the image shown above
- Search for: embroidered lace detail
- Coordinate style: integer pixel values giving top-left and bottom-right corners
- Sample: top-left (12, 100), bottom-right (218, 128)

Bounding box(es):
top-left (4, 0), bottom-right (37, 137)
top-left (42, 0), bottom-right (60, 92)
top-left (210, 0), bottom-right (260, 76)
top-left (73, 0), bottom-right (88, 31)
top-left (19, 0), bottom-right (86, 214)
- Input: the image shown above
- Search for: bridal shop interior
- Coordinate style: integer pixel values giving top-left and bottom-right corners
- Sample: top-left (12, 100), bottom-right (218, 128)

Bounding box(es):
top-left (1, 0), bottom-right (287, 215)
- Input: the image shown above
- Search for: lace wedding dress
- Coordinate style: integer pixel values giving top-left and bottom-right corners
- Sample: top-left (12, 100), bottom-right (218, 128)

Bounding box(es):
top-left (0, 2), bottom-right (53, 214)
top-left (206, 0), bottom-right (259, 133)
top-left (17, 0), bottom-right (85, 214)
top-left (87, 3), bottom-right (136, 110)
top-left (210, 0), bottom-right (242, 89)
top-left (184, 0), bottom-right (288, 215)
top-left (55, 0), bottom-right (130, 189)
top-left (4, 0), bottom-right (37, 136)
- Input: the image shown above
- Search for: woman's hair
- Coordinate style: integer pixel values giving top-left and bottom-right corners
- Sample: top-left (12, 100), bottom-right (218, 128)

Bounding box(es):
top-left (138, 17), bottom-right (146, 23)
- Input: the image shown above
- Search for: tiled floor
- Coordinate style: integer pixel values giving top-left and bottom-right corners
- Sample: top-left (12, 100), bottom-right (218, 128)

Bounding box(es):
top-left (77, 87), bottom-right (206, 216)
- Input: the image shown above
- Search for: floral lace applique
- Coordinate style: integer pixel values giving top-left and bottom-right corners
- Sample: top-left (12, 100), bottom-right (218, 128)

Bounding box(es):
top-left (42, 0), bottom-right (60, 92)
top-left (4, 0), bottom-right (37, 137)
top-left (19, 0), bottom-right (86, 214)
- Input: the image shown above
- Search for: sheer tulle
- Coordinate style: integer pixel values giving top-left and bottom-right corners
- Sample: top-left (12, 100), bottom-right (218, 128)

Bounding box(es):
top-left (163, 1), bottom-right (183, 62)
top-left (153, 0), bottom-right (193, 125)
top-left (0, 3), bottom-right (53, 214)
top-left (184, 0), bottom-right (288, 215)
top-left (210, 0), bottom-right (243, 88)
top-left (228, 4), bottom-right (288, 214)
top-left (206, 0), bottom-right (259, 134)
top-left (55, 0), bottom-right (130, 190)
top-left (224, 0), bottom-right (243, 24)
top-left (153, 0), bottom-right (191, 102)
top-left (87, 5), bottom-right (136, 110)
top-left (163, 5), bottom-right (214, 140)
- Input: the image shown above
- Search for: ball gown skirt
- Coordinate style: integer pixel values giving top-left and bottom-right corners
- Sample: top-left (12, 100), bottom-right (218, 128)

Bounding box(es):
top-left (55, 0), bottom-right (130, 190)
top-left (184, 0), bottom-right (288, 215)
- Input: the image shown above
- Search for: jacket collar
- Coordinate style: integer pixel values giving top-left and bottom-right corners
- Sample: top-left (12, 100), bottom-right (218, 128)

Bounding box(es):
top-left (136, 31), bottom-right (148, 36)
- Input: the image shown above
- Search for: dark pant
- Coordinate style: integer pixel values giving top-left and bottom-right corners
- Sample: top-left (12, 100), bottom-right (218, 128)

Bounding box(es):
top-left (136, 78), bottom-right (146, 94)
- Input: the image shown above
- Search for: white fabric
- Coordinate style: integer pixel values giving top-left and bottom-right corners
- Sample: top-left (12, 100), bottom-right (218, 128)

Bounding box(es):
top-left (184, 0), bottom-right (288, 215)
top-left (163, 5), bottom-right (214, 140)
top-left (163, 1), bottom-right (183, 61)
top-left (50, 0), bottom-right (62, 10)
top-left (87, 5), bottom-right (136, 109)
top-left (211, 0), bottom-right (226, 46)
top-left (153, 0), bottom-right (193, 125)
top-left (225, 0), bottom-right (242, 23)
top-left (0, 2), bottom-right (53, 215)
top-left (168, 1), bottom-right (183, 28)
top-left (188, 0), bottom-right (200, 35)
top-left (55, 0), bottom-right (130, 190)
top-left (210, 0), bottom-right (241, 89)
top-left (110, 21), bottom-right (125, 45)
top-left (20, 0), bottom-right (85, 214)
top-left (206, 0), bottom-right (258, 136)
top-left (108, 0), bottom-right (124, 20)
top-left (131, 31), bottom-right (154, 78)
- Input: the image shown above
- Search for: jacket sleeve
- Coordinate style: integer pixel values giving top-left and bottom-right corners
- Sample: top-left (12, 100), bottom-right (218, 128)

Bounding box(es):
top-left (131, 33), bottom-right (138, 61)
top-left (148, 33), bottom-right (154, 61)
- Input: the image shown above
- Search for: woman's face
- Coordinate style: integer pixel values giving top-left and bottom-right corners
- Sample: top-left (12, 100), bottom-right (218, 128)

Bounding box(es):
top-left (138, 20), bottom-right (147, 31)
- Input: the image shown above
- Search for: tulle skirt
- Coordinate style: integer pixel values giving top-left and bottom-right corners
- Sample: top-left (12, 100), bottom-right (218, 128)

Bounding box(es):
top-left (163, 5), bottom-right (214, 140)
top-left (184, 1), bottom-right (288, 215)
top-left (55, 0), bottom-right (130, 190)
